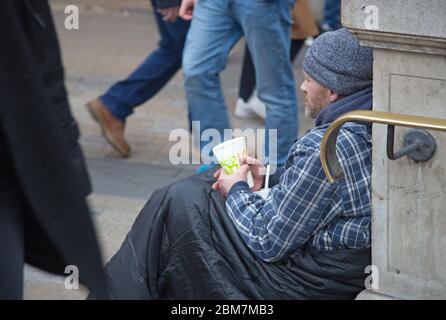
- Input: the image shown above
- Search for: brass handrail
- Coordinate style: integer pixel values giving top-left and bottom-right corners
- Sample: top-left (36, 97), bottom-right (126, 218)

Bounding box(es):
top-left (320, 110), bottom-right (446, 184)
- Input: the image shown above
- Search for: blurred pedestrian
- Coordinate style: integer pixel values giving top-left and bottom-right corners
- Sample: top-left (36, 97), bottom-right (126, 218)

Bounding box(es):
top-left (320, 0), bottom-right (342, 32)
top-left (180, 0), bottom-right (298, 169)
top-left (0, 0), bottom-right (108, 299)
top-left (86, 0), bottom-right (190, 158)
top-left (234, 0), bottom-right (319, 120)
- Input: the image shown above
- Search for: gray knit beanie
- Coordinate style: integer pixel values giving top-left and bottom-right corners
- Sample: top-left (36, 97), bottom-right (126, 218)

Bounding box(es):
top-left (303, 28), bottom-right (373, 96)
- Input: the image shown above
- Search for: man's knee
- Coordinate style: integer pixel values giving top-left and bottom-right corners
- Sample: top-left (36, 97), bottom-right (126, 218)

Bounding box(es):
top-left (182, 46), bottom-right (224, 89)
top-left (183, 64), bottom-right (220, 93)
top-left (168, 177), bottom-right (207, 197)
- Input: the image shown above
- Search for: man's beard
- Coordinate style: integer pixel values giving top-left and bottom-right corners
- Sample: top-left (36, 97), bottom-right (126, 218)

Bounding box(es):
top-left (304, 94), bottom-right (326, 120)
top-left (304, 106), bottom-right (315, 120)
top-left (303, 97), bottom-right (316, 120)
top-left (304, 101), bottom-right (321, 120)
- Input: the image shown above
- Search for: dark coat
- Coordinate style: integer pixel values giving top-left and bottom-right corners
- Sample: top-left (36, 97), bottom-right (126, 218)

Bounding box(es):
top-left (95, 169), bottom-right (370, 300)
top-left (0, 0), bottom-right (107, 298)
top-left (155, 0), bottom-right (181, 10)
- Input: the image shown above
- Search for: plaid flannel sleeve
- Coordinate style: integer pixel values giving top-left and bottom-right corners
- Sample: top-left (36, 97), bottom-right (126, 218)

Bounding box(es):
top-left (225, 142), bottom-right (340, 262)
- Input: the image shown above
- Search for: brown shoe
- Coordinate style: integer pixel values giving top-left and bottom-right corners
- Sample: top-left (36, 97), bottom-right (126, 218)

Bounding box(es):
top-left (86, 98), bottom-right (131, 157)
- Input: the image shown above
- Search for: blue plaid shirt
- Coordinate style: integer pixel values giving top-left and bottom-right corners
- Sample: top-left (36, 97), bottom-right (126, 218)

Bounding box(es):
top-left (226, 123), bottom-right (372, 262)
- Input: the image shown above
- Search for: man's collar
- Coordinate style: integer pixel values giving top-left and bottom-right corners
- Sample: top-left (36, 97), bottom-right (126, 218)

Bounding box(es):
top-left (315, 87), bottom-right (373, 127)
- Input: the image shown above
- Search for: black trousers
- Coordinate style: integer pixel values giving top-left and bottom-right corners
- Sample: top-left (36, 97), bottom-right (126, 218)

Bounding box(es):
top-left (239, 39), bottom-right (305, 102)
top-left (0, 132), bottom-right (25, 300)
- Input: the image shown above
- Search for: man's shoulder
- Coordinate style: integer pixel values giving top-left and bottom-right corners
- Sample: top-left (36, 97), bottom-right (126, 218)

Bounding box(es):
top-left (296, 123), bottom-right (372, 153)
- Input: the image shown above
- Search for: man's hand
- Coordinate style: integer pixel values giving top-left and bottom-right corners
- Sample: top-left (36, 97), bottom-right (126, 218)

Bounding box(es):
top-left (179, 0), bottom-right (195, 21)
top-left (244, 156), bottom-right (266, 192)
top-left (212, 164), bottom-right (250, 198)
top-left (157, 6), bottom-right (179, 22)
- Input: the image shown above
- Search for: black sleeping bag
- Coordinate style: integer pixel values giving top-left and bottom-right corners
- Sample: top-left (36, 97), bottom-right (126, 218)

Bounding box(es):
top-left (90, 168), bottom-right (370, 300)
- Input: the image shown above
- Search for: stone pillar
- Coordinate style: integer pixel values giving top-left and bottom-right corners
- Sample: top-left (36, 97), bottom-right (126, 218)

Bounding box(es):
top-left (342, 0), bottom-right (446, 299)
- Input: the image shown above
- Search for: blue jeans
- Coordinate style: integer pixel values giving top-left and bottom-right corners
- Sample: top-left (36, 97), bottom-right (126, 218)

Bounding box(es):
top-left (183, 0), bottom-right (298, 165)
top-left (323, 0), bottom-right (341, 30)
top-left (100, 1), bottom-right (190, 121)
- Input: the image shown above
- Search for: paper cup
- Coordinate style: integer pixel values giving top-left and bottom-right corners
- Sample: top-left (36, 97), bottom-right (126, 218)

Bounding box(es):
top-left (212, 137), bottom-right (247, 175)
top-left (213, 137), bottom-right (254, 188)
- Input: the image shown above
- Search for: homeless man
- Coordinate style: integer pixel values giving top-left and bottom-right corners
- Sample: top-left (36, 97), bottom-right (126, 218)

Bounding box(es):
top-left (93, 28), bottom-right (374, 300)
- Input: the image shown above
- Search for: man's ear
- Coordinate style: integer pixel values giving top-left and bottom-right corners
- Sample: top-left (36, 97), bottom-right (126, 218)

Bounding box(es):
top-left (328, 90), bottom-right (340, 103)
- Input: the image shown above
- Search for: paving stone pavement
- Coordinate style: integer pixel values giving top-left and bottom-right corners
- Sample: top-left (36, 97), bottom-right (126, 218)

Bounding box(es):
top-left (24, 0), bottom-right (314, 299)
